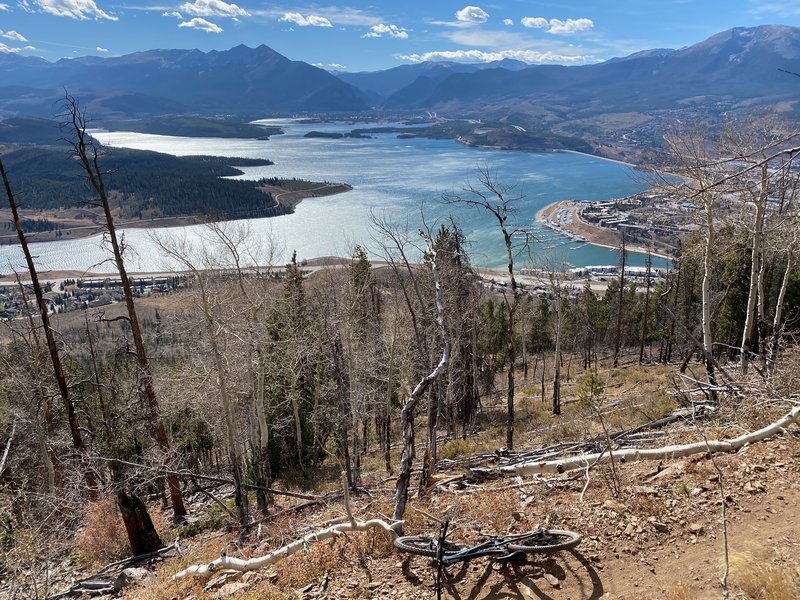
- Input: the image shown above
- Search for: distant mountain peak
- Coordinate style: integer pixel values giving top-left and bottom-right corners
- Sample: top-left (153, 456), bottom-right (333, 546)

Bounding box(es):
top-left (0, 43), bottom-right (369, 116)
top-left (1, 25), bottom-right (799, 119)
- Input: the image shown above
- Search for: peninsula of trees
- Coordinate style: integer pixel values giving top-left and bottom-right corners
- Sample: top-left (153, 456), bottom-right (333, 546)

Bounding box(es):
top-left (0, 118), bottom-right (350, 243)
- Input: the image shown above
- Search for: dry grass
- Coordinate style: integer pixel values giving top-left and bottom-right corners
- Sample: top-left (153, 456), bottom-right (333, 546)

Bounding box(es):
top-left (275, 538), bottom-right (341, 589)
top-left (730, 548), bottom-right (800, 600)
top-left (449, 489), bottom-right (530, 536)
top-left (438, 438), bottom-right (487, 460)
top-left (77, 494), bottom-right (171, 569)
top-left (76, 496), bottom-right (131, 567)
top-left (124, 534), bottom-right (230, 600)
top-left (666, 581), bottom-right (695, 600)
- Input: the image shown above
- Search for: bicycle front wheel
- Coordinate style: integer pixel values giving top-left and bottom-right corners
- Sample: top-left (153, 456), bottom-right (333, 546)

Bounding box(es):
top-left (394, 536), bottom-right (466, 558)
top-left (507, 529), bottom-right (581, 554)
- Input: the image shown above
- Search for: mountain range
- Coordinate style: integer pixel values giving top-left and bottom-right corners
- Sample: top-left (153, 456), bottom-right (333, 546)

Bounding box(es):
top-left (0, 25), bottom-right (798, 122)
top-left (0, 44), bottom-right (370, 117)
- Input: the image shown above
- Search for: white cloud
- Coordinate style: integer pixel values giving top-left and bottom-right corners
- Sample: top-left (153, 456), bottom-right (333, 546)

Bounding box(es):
top-left (279, 12), bottom-right (332, 27)
top-left (248, 6), bottom-right (377, 26)
top-left (446, 28), bottom-right (529, 48)
top-left (503, 18), bottom-right (513, 26)
top-left (521, 17), bottom-right (548, 29)
top-left (363, 23), bottom-right (408, 39)
top-left (34, 0), bottom-right (117, 20)
top-left (0, 42), bottom-right (20, 52)
top-left (180, 0), bottom-right (247, 18)
top-left (0, 3), bottom-right (10, 10)
top-left (456, 5), bottom-right (488, 24)
top-left (548, 18), bottom-right (593, 34)
top-left (1, 30), bottom-right (27, 41)
top-left (748, 1), bottom-right (800, 18)
top-left (178, 16), bottom-right (222, 31)
top-left (162, 10), bottom-right (182, 17)
top-left (310, 7), bottom-right (377, 26)
top-left (521, 16), bottom-right (593, 34)
top-left (96, 45), bottom-right (108, 51)
top-left (24, 44), bottom-right (36, 49)
top-left (398, 48), bottom-right (595, 65)
top-left (313, 62), bottom-right (346, 69)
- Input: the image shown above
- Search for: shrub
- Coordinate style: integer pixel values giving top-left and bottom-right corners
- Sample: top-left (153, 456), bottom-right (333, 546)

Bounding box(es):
top-left (77, 494), bottom-right (168, 568)
top-left (76, 496), bottom-right (130, 567)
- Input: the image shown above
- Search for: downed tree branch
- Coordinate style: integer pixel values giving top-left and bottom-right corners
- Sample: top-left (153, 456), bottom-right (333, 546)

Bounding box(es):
top-left (241, 491), bottom-right (345, 531)
top-left (93, 455), bottom-right (319, 500)
top-left (174, 473), bottom-right (402, 579)
top-left (472, 404), bottom-right (800, 479)
top-left (447, 406), bottom-right (710, 486)
top-left (42, 539), bottom-right (182, 600)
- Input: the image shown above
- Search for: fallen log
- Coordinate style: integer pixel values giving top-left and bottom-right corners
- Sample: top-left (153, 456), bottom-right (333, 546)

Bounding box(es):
top-left (471, 404), bottom-right (800, 479)
top-left (174, 473), bottom-right (402, 579)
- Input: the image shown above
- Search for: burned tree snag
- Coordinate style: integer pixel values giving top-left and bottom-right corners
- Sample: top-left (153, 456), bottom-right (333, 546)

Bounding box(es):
top-left (0, 158), bottom-right (97, 495)
top-left (62, 94), bottom-right (186, 517)
top-left (117, 489), bottom-right (163, 556)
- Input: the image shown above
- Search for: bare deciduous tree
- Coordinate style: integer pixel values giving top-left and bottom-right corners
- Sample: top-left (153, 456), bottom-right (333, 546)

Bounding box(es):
top-left (62, 94), bottom-right (186, 516)
top-left (392, 233), bottom-right (449, 526)
top-left (155, 231), bottom-right (250, 525)
top-left (443, 168), bottom-right (527, 450)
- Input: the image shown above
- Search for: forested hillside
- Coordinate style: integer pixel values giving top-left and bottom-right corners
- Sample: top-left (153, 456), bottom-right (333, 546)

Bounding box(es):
top-left (0, 145), bottom-right (280, 219)
top-left (1, 95), bottom-right (800, 600)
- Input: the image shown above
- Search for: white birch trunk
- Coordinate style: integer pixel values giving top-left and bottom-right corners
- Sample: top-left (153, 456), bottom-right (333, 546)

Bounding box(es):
top-left (740, 164), bottom-right (768, 372)
top-left (175, 473), bottom-right (402, 579)
top-left (480, 405), bottom-right (800, 478)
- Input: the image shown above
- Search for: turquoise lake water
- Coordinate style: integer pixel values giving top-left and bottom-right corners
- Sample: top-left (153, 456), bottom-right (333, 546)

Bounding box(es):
top-left (0, 119), bottom-right (670, 274)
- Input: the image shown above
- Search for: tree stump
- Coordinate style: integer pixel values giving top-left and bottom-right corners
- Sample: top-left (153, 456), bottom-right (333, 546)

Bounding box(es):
top-left (117, 489), bottom-right (163, 556)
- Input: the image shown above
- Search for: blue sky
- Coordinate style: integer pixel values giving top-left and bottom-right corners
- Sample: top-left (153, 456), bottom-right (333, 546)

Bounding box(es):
top-left (1, 1), bottom-right (799, 71)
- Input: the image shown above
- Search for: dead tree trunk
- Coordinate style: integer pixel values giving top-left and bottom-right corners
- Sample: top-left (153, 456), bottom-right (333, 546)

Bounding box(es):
top-left (442, 170), bottom-right (523, 450)
top-left (63, 95), bottom-right (185, 517)
top-left (612, 231), bottom-right (626, 368)
top-left (393, 242), bottom-right (449, 527)
top-left (639, 250), bottom-right (652, 364)
top-left (740, 163), bottom-right (769, 373)
top-left (767, 251), bottom-right (793, 373)
top-left (552, 296), bottom-right (562, 416)
top-left (117, 489), bottom-right (163, 556)
top-left (0, 158), bottom-right (98, 495)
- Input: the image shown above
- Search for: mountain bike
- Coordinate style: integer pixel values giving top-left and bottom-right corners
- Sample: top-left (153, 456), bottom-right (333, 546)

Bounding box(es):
top-left (394, 526), bottom-right (581, 566)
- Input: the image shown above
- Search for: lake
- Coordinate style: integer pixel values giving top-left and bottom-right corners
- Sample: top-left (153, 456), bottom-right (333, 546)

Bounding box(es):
top-left (0, 119), bottom-right (668, 274)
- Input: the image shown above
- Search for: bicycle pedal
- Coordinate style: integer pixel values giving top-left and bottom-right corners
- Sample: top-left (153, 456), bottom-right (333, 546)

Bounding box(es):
top-left (497, 551), bottom-right (527, 564)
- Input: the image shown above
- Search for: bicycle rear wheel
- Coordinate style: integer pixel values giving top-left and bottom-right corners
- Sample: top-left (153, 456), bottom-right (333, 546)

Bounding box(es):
top-left (507, 529), bottom-right (581, 554)
top-left (393, 536), bottom-right (467, 558)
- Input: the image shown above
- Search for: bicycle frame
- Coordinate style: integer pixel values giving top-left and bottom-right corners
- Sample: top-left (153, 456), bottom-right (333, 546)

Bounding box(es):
top-left (439, 537), bottom-right (518, 565)
top-left (394, 527), bottom-right (580, 565)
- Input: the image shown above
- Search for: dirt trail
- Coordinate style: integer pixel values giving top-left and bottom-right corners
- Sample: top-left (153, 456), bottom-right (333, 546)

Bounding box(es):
top-left (123, 423), bottom-right (800, 600)
top-left (297, 433), bottom-right (800, 600)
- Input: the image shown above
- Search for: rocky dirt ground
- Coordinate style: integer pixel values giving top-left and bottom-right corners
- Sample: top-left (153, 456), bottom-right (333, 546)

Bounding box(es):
top-left (107, 413), bottom-right (800, 600)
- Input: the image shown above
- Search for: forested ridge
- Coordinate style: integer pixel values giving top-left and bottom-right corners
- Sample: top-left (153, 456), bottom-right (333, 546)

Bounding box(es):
top-left (1, 112), bottom-right (800, 599)
top-left (0, 144), bottom-right (286, 220)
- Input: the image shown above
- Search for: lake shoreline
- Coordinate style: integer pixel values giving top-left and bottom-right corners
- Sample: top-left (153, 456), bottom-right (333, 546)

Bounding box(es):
top-left (536, 200), bottom-right (674, 263)
top-left (0, 182), bottom-right (353, 246)
top-left (0, 124), bottom-right (654, 273)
